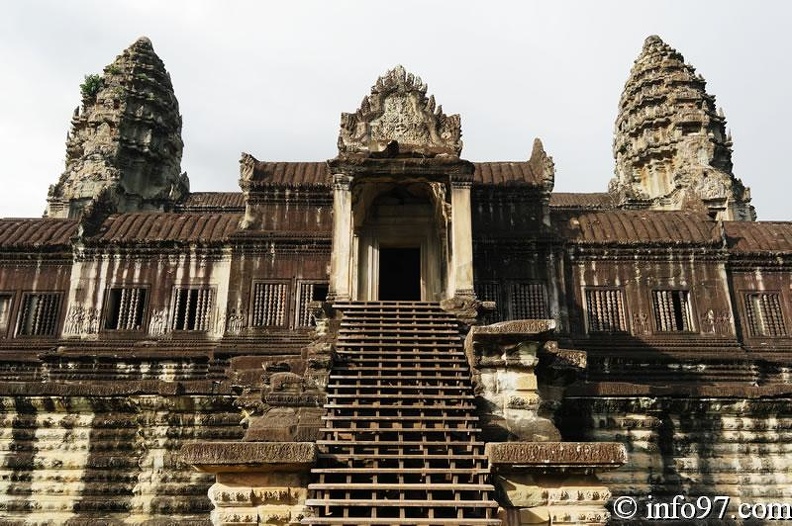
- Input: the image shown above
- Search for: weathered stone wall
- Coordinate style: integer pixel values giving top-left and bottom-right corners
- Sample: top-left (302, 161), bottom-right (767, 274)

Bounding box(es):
top-left (0, 380), bottom-right (242, 525)
top-left (561, 256), bottom-right (736, 338)
top-left (558, 394), bottom-right (792, 524)
top-left (64, 250), bottom-right (233, 340)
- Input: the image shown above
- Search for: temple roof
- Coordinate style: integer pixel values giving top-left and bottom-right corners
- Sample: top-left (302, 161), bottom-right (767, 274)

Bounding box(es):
top-left (553, 209), bottom-right (721, 246)
top-left (178, 192), bottom-right (245, 212)
top-left (3, 209), bottom-right (792, 253)
top-left (240, 159), bottom-right (331, 187)
top-left (93, 213), bottom-right (241, 244)
top-left (238, 159), bottom-right (553, 188)
top-left (473, 162), bottom-right (547, 186)
top-left (724, 222), bottom-right (792, 253)
top-left (549, 192), bottom-right (616, 210)
top-left (0, 218), bottom-right (78, 249)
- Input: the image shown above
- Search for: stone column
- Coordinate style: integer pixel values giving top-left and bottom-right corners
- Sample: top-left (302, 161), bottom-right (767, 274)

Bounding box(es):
top-left (449, 180), bottom-right (474, 299)
top-left (181, 441), bottom-right (316, 526)
top-left (486, 442), bottom-right (627, 526)
top-left (328, 174), bottom-right (353, 302)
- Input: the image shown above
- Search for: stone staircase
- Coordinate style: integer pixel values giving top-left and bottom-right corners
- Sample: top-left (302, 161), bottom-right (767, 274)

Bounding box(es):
top-left (303, 301), bottom-right (500, 526)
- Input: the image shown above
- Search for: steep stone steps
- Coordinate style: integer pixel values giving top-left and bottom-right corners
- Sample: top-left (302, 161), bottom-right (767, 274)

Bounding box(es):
top-left (303, 302), bottom-right (499, 526)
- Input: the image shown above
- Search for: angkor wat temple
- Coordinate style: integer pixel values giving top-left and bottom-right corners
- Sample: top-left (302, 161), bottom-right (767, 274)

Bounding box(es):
top-left (0, 35), bottom-right (789, 525)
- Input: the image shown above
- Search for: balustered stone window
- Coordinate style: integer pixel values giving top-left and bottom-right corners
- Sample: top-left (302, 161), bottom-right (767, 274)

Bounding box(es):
top-left (652, 289), bottom-right (694, 332)
top-left (511, 282), bottom-right (549, 319)
top-left (251, 282), bottom-right (289, 327)
top-left (16, 292), bottom-right (62, 336)
top-left (744, 292), bottom-right (786, 337)
top-left (585, 288), bottom-right (627, 333)
top-left (474, 281), bottom-right (503, 323)
top-left (295, 282), bottom-right (328, 327)
top-left (170, 287), bottom-right (214, 331)
top-left (105, 287), bottom-right (147, 331)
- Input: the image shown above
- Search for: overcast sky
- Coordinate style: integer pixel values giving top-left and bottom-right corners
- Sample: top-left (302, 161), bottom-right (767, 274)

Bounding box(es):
top-left (1, 1), bottom-right (790, 219)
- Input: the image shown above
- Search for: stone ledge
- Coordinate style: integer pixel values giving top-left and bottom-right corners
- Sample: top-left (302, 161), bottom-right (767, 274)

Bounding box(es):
top-left (567, 381), bottom-right (792, 398)
top-left (470, 319), bottom-right (556, 341)
top-left (181, 441), bottom-right (316, 473)
top-left (486, 442), bottom-right (627, 469)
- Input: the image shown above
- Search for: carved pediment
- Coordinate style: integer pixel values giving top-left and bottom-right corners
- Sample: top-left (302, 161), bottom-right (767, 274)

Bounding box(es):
top-left (338, 65), bottom-right (462, 157)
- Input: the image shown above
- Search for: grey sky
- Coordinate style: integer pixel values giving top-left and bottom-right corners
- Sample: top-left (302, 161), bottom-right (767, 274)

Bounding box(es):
top-left (1, 1), bottom-right (789, 219)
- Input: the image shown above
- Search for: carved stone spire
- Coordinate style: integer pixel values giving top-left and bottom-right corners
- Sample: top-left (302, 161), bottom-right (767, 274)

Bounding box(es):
top-left (609, 35), bottom-right (754, 221)
top-left (46, 37), bottom-right (188, 218)
top-left (338, 65), bottom-right (462, 158)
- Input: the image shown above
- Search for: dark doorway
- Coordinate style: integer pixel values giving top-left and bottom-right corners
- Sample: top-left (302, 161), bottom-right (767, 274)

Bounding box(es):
top-left (379, 247), bottom-right (421, 301)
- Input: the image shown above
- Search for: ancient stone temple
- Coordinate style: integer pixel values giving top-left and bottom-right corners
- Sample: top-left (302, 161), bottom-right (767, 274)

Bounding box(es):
top-left (0, 35), bottom-right (790, 525)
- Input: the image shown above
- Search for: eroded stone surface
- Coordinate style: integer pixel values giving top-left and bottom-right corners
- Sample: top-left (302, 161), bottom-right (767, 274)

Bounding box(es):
top-left (182, 441), bottom-right (316, 473)
top-left (487, 442), bottom-right (628, 467)
top-left (209, 472), bottom-right (311, 526)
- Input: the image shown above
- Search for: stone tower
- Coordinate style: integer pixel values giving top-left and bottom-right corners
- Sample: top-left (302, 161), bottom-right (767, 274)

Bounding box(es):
top-left (46, 37), bottom-right (188, 219)
top-left (610, 35), bottom-right (755, 221)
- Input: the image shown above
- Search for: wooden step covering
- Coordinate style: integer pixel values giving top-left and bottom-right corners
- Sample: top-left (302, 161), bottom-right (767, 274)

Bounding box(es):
top-left (302, 519), bottom-right (501, 526)
top-left (305, 499), bottom-right (498, 508)
top-left (305, 302), bottom-right (500, 525)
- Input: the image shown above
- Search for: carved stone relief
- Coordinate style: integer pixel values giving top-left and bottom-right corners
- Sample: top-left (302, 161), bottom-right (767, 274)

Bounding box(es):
top-left (63, 306), bottom-right (100, 336)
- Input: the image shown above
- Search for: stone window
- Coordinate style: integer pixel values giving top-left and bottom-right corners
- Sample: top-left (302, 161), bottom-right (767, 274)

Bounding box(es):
top-left (511, 282), bottom-right (549, 319)
top-left (653, 290), bottom-right (694, 332)
top-left (585, 288), bottom-right (627, 332)
top-left (16, 292), bottom-right (62, 337)
top-left (105, 287), bottom-right (147, 331)
top-left (744, 292), bottom-right (786, 337)
top-left (170, 287), bottom-right (214, 331)
top-left (251, 282), bottom-right (288, 327)
top-left (295, 282), bottom-right (328, 327)
top-left (474, 281), bottom-right (503, 323)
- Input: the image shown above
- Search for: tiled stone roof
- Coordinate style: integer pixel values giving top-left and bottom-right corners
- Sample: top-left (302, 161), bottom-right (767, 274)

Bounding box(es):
top-left (241, 160), bottom-right (552, 187)
top-left (178, 192), bottom-right (245, 211)
top-left (0, 218), bottom-right (78, 249)
top-left (549, 192), bottom-right (616, 210)
top-left (94, 213), bottom-right (241, 243)
top-left (554, 209), bottom-right (720, 245)
top-left (724, 221), bottom-right (792, 253)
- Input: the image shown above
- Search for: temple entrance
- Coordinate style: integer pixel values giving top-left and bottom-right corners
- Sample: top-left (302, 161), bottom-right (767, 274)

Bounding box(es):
top-left (349, 183), bottom-right (448, 302)
top-left (378, 247), bottom-right (421, 301)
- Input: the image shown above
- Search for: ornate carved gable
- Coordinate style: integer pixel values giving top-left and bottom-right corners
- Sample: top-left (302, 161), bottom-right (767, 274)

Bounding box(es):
top-left (338, 65), bottom-right (462, 157)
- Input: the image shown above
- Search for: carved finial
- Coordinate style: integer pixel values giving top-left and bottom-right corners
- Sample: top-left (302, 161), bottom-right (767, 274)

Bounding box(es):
top-left (529, 138), bottom-right (555, 191)
top-left (644, 34), bottom-right (664, 47)
top-left (239, 152), bottom-right (257, 181)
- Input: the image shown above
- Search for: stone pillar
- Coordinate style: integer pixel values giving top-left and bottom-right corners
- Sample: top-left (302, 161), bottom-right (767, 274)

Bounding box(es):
top-left (328, 174), bottom-right (353, 302)
top-left (181, 442), bottom-right (316, 526)
top-left (449, 180), bottom-right (474, 299)
top-left (487, 442), bottom-right (627, 526)
top-left (465, 319), bottom-right (569, 441)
